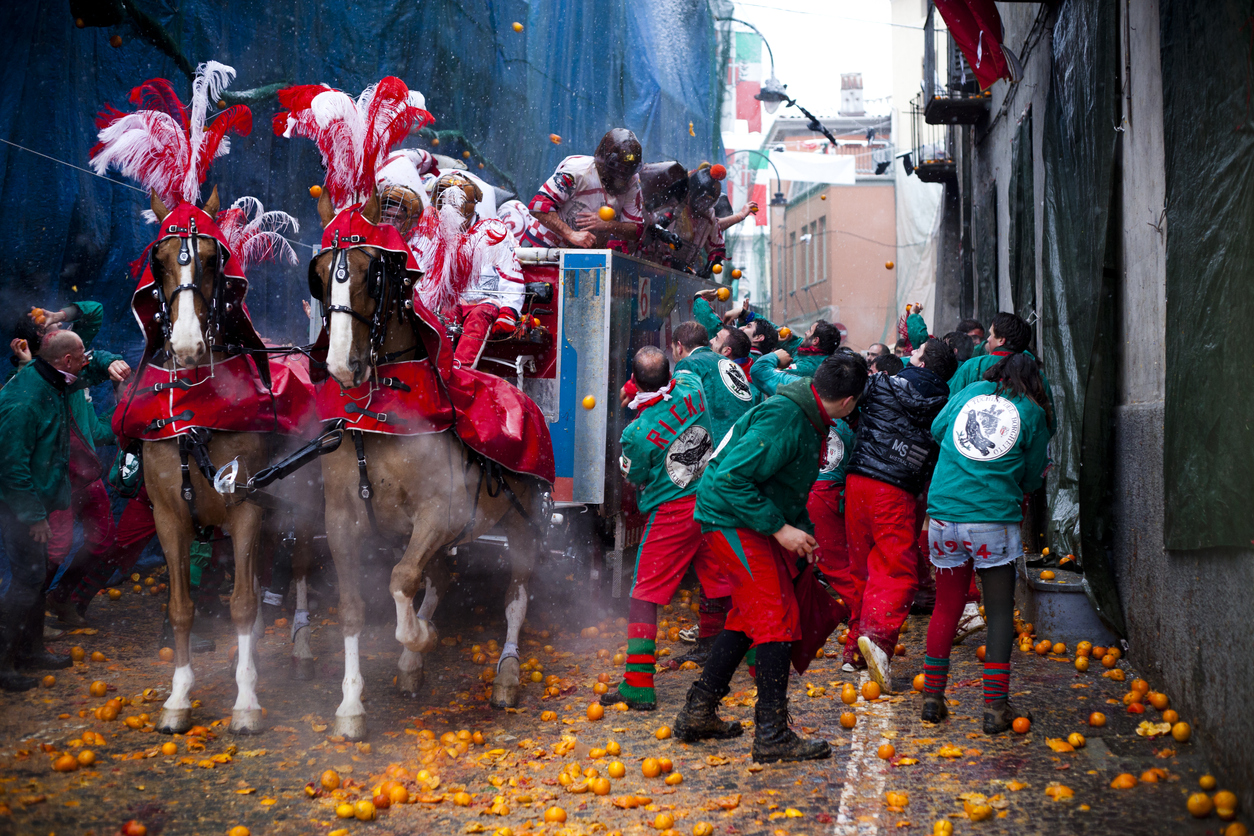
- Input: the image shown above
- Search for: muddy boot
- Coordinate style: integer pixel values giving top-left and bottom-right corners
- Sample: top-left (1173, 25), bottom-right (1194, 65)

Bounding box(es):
top-left (671, 635), bottom-right (716, 667)
top-left (599, 684), bottom-right (657, 712)
top-left (751, 696), bottom-right (830, 763)
top-left (0, 617), bottom-right (39, 690)
top-left (673, 681), bottom-right (743, 742)
top-left (47, 593), bottom-right (89, 627)
top-left (983, 699), bottom-right (1032, 735)
top-left (921, 693), bottom-right (949, 723)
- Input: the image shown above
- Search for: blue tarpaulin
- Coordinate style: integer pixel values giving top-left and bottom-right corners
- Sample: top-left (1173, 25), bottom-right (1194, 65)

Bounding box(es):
top-left (0, 0), bottom-right (723, 363)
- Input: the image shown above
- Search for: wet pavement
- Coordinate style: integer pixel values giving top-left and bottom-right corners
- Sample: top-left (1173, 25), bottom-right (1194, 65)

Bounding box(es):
top-left (0, 564), bottom-right (1243, 836)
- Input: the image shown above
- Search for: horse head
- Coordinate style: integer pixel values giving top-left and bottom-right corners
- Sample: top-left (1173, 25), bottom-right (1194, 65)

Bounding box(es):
top-left (149, 187), bottom-right (227, 368)
top-left (310, 188), bottom-right (413, 389)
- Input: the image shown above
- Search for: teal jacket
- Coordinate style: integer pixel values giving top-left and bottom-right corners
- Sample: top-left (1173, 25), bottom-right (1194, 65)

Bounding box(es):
top-left (906, 312), bottom-right (929, 350)
top-left (927, 380), bottom-right (1050, 524)
top-left (948, 349), bottom-right (1055, 435)
top-left (674, 346), bottom-right (759, 446)
top-left (0, 354), bottom-right (116, 524)
top-left (816, 419), bottom-right (856, 484)
top-left (695, 378), bottom-right (829, 536)
top-left (749, 350), bottom-right (829, 396)
top-left (619, 374), bottom-right (712, 514)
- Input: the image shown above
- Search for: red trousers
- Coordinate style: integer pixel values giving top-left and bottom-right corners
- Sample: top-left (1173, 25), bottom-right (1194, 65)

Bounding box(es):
top-left (704, 528), bottom-right (801, 645)
top-left (630, 496), bottom-right (731, 605)
top-left (47, 479), bottom-right (114, 567)
top-left (807, 481), bottom-right (858, 609)
top-left (844, 473), bottom-right (926, 655)
top-left (453, 302), bottom-right (498, 369)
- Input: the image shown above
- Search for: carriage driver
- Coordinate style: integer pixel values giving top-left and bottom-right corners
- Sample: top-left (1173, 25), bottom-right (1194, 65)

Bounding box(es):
top-left (522, 128), bottom-right (645, 249)
top-left (602, 346), bottom-right (731, 711)
top-left (412, 172), bottom-right (526, 370)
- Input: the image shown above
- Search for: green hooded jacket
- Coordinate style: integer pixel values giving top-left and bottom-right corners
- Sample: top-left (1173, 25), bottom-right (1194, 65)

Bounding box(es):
top-left (0, 352), bottom-right (116, 524)
top-left (694, 378), bottom-right (829, 536)
top-left (674, 346), bottom-right (759, 445)
top-left (927, 380), bottom-right (1050, 524)
top-left (619, 373), bottom-right (712, 514)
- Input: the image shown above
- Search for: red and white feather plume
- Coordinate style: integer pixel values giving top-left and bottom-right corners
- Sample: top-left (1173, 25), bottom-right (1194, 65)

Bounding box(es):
top-left (214, 196), bottom-right (300, 272)
top-left (273, 78), bottom-right (433, 208)
top-left (91, 61), bottom-right (252, 208)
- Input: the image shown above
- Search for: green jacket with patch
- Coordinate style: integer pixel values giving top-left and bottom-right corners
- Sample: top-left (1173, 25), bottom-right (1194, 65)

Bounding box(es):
top-left (948, 349), bottom-right (1055, 435)
top-left (0, 353), bottom-right (116, 524)
top-left (619, 374), bottom-right (713, 514)
top-left (674, 346), bottom-right (759, 445)
top-left (695, 378), bottom-right (829, 536)
top-left (927, 380), bottom-right (1050, 524)
top-left (816, 419), bottom-right (856, 484)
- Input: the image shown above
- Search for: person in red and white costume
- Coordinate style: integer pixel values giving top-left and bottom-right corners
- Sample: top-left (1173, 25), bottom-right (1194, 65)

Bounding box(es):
top-left (411, 172), bottom-right (525, 370)
top-left (522, 128), bottom-right (644, 248)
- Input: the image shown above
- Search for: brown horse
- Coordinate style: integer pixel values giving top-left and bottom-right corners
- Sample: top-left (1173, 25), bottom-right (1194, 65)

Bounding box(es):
top-left (310, 189), bottom-right (545, 740)
top-left (144, 188), bottom-right (320, 735)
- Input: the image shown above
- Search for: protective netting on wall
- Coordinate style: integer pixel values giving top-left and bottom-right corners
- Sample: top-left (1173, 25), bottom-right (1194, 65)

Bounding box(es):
top-left (1039, 0), bottom-right (1124, 636)
top-left (1008, 108), bottom-right (1035, 323)
top-left (0, 0), bottom-right (724, 359)
top-left (1160, 0), bottom-right (1254, 551)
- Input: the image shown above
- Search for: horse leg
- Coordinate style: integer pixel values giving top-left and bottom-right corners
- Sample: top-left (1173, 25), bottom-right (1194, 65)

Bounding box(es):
top-left (492, 506), bottom-right (540, 709)
top-left (398, 559), bottom-right (449, 697)
top-left (392, 526), bottom-right (446, 658)
top-left (154, 512), bottom-right (196, 734)
top-left (289, 524), bottom-right (316, 681)
top-left (326, 510), bottom-right (368, 741)
top-left (226, 504), bottom-right (266, 735)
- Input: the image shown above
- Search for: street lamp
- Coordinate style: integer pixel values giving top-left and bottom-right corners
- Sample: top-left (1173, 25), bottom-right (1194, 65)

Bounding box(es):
top-left (716, 16), bottom-right (841, 147)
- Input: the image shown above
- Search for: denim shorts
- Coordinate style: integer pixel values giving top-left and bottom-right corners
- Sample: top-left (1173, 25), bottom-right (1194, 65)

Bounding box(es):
top-left (928, 519), bottom-right (1021, 570)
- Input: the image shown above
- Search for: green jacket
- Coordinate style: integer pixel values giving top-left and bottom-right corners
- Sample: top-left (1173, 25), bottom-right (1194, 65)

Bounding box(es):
top-left (695, 378), bottom-right (829, 536)
top-left (5, 302), bottom-right (119, 450)
top-left (674, 346), bottom-right (759, 445)
top-left (0, 354), bottom-right (116, 524)
top-left (816, 419), bottom-right (856, 484)
top-left (619, 373), bottom-right (712, 514)
top-left (948, 349), bottom-right (1056, 435)
top-left (906, 312), bottom-right (929, 350)
top-left (927, 380), bottom-right (1049, 524)
top-left (749, 350), bottom-right (829, 396)
top-left (692, 297), bottom-right (802, 356)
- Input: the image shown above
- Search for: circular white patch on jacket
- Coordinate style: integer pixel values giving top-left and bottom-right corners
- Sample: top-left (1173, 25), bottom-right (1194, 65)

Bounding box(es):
top-left (819, 428), bottom-right (845, 473)
top-left (717, 357), bottom-right (753, 401)
top-left (952, 394), bottom-right (1020, 461)
top-left (665, 425), bottom-right (713, 487)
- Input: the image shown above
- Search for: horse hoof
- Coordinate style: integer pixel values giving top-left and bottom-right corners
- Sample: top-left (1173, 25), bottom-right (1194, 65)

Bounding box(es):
top-left (397, 667), bottom-right (424, 697)
top-left (334, 714), bottom-right (367, 741)
top-left (290, 656), bottom-right (316, 681)
top-left (491, 656), bottom-right (521, 709)
top-left (229, 709), bottom-right (265, 735)
top-left (156, 709), bottom-right (193, 735)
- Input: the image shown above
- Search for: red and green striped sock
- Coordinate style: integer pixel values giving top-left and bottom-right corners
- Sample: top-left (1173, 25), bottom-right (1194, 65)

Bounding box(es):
top-left (983, 662), bottom-right (1011, 704)
top-left (923, 654), bottom-right (950, 696)
top-left (620, 620), bottom-right (658, 705)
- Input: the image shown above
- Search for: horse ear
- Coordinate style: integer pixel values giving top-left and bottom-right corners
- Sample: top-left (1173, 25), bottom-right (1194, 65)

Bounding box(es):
top-left (203, 185), bottom-right (220, 216)
top-left (317, 188), bottom-right (336, 228)
top-left (361, 188), bottom-right (382, 225)
top-left (151, 190), bottom-right (171, 223)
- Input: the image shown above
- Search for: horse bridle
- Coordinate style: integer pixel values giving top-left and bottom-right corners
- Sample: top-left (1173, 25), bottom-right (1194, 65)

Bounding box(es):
top-left (309, 229), bottom-right (415, 369)
top-left (150, 217), bottom-right (229, 350)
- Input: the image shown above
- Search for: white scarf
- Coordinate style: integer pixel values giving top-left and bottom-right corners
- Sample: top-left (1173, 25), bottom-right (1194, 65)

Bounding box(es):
top-left (627, 378), bottom-right (677, 411)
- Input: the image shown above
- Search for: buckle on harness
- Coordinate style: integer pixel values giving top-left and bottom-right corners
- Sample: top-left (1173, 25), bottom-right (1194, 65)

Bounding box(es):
top-left (345, 402), bottom-right (388, 423)
top-left (147, 409), bottom-right (194, 433)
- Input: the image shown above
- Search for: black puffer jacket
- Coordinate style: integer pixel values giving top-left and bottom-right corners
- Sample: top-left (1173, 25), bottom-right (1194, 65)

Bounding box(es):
top-left (846, 365), bottom-right (950, 494)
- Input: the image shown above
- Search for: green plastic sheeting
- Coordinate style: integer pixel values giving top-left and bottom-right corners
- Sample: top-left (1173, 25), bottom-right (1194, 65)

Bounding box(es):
top-left (1008, 108), bottom-right (1035, 322)
top-left (1039, 0), bottom-right (1125, 637)
top-left (973, 183), bottom-right (998, 328)
top-left (1160, 0), bottom-right (1254, 550)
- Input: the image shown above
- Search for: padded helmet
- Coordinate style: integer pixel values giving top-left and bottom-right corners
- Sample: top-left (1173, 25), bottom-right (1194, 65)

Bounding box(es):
top-left (688, 167), bottom-right (724, 215)
top-left (429, 172), bottom-right (483, 227)
top-left (638, 161), bottom-right (689, 213)
top-left (594, 128), bottom-right (643, 196)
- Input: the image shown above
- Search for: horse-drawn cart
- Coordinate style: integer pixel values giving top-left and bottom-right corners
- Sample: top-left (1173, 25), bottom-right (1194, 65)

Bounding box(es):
top-left (478, 249), bottom-right (726, 598)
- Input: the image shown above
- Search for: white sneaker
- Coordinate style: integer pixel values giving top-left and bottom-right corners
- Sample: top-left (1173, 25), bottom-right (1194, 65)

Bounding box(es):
top-left (678, 626), bottom-right (699, 644)
top-left (841, 662), bottom-right (857, 673)
top-left (953, 603), bottom-right (986, 645)
top-left (858, 636), bottom-right (892, 692)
